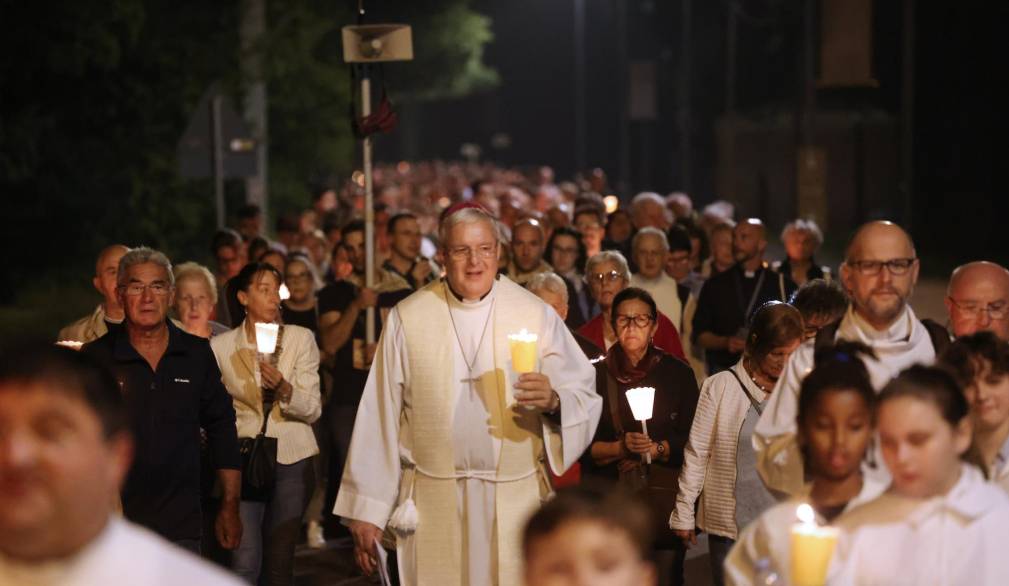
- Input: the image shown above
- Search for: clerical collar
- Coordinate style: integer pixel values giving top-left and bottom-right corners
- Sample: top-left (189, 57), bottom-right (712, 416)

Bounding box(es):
top-left (849, 304), bottom-right (912, 342)
top-left (444, 276), bottom-right (496, 304)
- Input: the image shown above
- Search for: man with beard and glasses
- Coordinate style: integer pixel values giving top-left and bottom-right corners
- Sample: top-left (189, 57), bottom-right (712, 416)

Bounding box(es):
top-left (754, 221), bottom-right (951, 496)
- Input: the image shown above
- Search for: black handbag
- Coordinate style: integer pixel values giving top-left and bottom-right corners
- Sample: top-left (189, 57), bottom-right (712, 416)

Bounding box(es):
top-left (605, 374), bottom-right (680, 550)
top-left (239, 326), bottom-right (284, 501)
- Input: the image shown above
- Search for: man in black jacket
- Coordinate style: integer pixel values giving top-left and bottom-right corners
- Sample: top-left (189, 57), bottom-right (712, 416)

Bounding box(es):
top-left (83, 247), bottom-right (241, 554)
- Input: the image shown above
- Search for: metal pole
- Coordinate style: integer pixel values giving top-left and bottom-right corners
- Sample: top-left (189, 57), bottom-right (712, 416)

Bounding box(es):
top-left (900, 0), bottom-right (915, 230)
top-left (800, 0), bottom-right (816, 147)
top-left (574, 0), bottom-right (587, 174)
top-left (211, 95), bottom-right (226, 229)
top-left (361, 68), bottom-right (376, 345)
top-left (616, 0), bottom-right (630, 196)
top-left (241, 0), bottom-right (268, 228)
top-left (679, 0), bottom-right (692, 192)
top-left (725, 2), bottom-right (737, 116)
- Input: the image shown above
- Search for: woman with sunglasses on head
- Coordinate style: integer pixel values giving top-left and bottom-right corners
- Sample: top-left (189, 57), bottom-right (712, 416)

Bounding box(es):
top-left (724, 341), bottom-right (885, 585)
top-left (582, 287), bottom-right (699, 586)
top-left (211, 262), bottom-right (322, 586)
top-left (830, 365), bottom-right (1009, 584)
top-left (577, 250), bottom-right (685, 360)
top-left (670, 301), bottom-right (803, 586)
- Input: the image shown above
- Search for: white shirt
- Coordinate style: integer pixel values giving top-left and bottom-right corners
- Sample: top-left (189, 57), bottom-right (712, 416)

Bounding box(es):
top-left (0, 517), bottom-right (244, 586)
top-left (830, 465), bottom-right (1009, 586)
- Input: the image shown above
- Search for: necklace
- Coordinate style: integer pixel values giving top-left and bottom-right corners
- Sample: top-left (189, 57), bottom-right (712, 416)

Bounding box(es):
top-left (744, 359), bottom-right (772, 393)
top-left (444, 282), bottom-right (496, 380)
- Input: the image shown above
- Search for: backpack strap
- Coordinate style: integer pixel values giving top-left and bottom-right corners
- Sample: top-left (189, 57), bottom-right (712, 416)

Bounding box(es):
top-left (920, 318), bottom-right (952, 356)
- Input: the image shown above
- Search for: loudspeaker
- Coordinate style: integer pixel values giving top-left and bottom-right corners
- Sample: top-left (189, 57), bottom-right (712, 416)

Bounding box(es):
top-left (342, 24), bottom-right (414, 63)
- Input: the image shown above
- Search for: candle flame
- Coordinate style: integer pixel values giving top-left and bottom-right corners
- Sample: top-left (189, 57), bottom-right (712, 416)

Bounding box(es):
top-left (797, 503), bottom-right (815, 525)
top-left (508, 328), bottom-right (538, 343)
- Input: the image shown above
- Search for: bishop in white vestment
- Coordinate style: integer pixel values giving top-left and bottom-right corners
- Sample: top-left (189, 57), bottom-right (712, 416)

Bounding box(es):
top-left (334, 205), bottom-right (601, 586)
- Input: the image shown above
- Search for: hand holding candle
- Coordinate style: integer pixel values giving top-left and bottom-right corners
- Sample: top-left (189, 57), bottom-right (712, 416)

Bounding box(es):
top-left (625, 386), bottom-right (656, 465)
top-left (790, 503), bottom-right (839, 586)
top-left (508, 329), bottom-right (538, 374)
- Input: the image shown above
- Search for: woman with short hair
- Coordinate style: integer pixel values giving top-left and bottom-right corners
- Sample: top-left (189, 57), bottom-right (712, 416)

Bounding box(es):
top-left (173, 262), bottom-right (229, 338)
top-left (671, 301), bottom-right (803, 586)
top-left (584, 287), bottom-right (699, 585)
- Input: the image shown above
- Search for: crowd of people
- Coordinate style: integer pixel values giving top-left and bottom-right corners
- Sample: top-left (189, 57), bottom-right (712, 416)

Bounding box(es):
top-left (4, 160), bottom-right (1009, 586)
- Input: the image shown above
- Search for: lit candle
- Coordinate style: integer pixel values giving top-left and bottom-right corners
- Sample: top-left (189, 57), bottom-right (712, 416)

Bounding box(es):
top-left (255, 322), bottom-right (280, 355)
top-left (625, 386), bottom-right (656, 464)
top-left (508, 329), bottom-right (538, 374)
top-left (279, 283), bottom-right (291, 301)
top-left (790, 503), bottom-right (839, 586)
top-left (55, 340), bottom-right (84, 351)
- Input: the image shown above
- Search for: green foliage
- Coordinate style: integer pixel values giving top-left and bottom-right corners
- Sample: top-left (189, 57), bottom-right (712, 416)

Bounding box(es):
top-left (0, 0), bottom-right (496, 340)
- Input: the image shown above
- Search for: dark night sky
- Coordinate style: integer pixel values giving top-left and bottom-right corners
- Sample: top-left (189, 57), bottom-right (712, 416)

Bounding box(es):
top-left (380, 0), bottom-right (1006, 263)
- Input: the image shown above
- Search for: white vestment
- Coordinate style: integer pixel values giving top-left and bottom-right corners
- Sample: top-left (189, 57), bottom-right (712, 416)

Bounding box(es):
top-left (0, 517), bottom-right (244, 586)
top-left (334, 277), bottom-right (601, 586)
top-left (724, 475), bottom-right (886, 586)
top-left (830, 465), bottom-right (1009, 586)
top-left (752, 306), bottom-right (939, 495)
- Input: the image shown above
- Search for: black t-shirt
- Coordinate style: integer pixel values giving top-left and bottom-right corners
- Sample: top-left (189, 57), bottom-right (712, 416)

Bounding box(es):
top-left (692, 264), bottom-right (795, 374)
top-left (318, 281), bottom-right (412, 405)
top-left (281, 304), bottom-right (319, 337)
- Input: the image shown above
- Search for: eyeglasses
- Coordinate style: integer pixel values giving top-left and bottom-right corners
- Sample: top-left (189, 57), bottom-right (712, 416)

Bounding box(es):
top-left (588, 270), bottom-right (624, 285)
top-left (552, 246), bottom-right (579, 256)
top-left (948, 298), bottom-right (1009, 320)
top-left (447, 243), bottom-right (497, 261)
top-left (615, 314), bottom-right (654, 329)
top-left (847, 258), bottom-right (916, 276)
top-left (121, 282), bottom-right (171, 296)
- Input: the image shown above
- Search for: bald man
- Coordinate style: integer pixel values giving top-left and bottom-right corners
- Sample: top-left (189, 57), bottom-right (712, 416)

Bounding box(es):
top-left (507, 218), bottom-right (553, 286)
top-left (57, 245), bottom-right (130, 343)
top-left (692, 218), bottom-right (794, 374)
top-left (754, 221), bottom-right (950, 495)
top-left (946, 261), bottom-right (1009, 340)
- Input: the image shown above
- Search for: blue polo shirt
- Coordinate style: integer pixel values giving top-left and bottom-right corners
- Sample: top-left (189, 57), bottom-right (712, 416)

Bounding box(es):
top-left (83, 320), bottom-right (240, 542)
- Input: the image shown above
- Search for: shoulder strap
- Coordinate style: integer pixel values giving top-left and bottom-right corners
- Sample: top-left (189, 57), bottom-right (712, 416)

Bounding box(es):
top-left (727, 368), bottom-right (763, 416)
top-left (604, 373), bottom-right (626, 436)
top-left (676, 284), bottom-right (690, 325)
top-left (920, 318), bottom-right (952, 356)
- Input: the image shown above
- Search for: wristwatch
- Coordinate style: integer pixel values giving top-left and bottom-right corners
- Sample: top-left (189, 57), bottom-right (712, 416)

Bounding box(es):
top-left (656, 442), bottom-right (666, 457)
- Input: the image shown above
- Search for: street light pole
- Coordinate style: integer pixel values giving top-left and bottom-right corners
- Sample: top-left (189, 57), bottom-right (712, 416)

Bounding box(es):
top-left (360, 67), bottom-right (376, 345)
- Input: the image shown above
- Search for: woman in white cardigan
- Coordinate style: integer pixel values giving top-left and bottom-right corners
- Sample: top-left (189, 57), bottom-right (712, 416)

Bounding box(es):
top-left (830, 365), bottom-right (1009, 585)
top-left (725, 341), bottom-right (885, 585)
top-left (670, 301), bottom-right (803, 586)
top-left (211, 262), bottom-right (321, 586)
